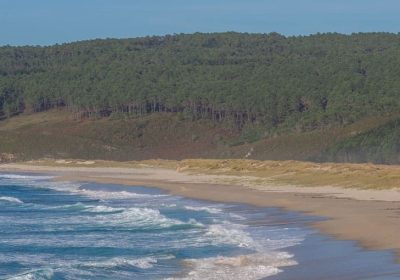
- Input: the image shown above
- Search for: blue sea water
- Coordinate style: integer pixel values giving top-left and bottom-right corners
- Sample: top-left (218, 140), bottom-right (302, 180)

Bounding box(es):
top-left (1, 173), bottom-right (400, 280)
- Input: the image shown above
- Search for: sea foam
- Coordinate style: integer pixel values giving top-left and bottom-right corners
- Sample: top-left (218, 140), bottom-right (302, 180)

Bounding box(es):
top-left (0, 196), bottom-right (23, 204)
top-left (168, 252), bottom-right (296, 280)
top-left (0, 174), bottom-right (54, 180)
top-left (80, 256), bottom-right (174, 270)
top-left (184, 206), bottom-right (222, 214)
top-left (205, 222), bottom-right (255, 248)
top-left (5, 268), bottom-right (54, 280)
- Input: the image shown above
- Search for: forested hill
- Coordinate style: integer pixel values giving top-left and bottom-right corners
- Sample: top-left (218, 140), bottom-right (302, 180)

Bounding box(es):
top-left (0, 32), bottom-right (400, 163)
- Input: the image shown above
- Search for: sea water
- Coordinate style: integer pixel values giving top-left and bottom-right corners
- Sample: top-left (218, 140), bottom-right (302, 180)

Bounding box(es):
top-left (1, 173), bottom-right (400, 280)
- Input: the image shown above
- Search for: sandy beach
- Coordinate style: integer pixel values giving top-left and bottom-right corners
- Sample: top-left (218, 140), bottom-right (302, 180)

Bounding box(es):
top-left (1, 160), bottom-right (400, 259)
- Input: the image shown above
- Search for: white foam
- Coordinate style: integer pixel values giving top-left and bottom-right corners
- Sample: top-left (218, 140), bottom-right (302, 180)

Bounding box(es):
top-left (6, 268), bottom-right (54, 280)
top-left (184, 206), bottom-right (222, 214)
top-left (205, 222), bottom-right (255, 248)
top-left (48, 203), bottom-right (124, 214)
top-left (56, 206), bottom-right (187, 229)
top-left (1, 172), bottom-right (167, 202)
top-left (38, 180), bottom-right (166, 200)
top-left (104, 207), bottom-right (183, 228)
top-left (46, 202), bottom-right (88, 211)
top-left (167, 252), bottom-right (296, 280)
top-left (187, 220), bottom-right (304, 255)
top-left (81, 255), bottom-right (176, 270)
top-left (78, 189), bottom-right (165, 200)
top-left (0, 196), bottom-right (23, 204)
top-left (161, 203), bottom-right (177, 208)
top-left (84, 205), bottom-right (125, 214)
top-left (0, 174), bottom-right (54, 180)
top-left (0, 200), bottom-right (188, 233)
top-left (81, 256), bottom-right (158, 269)
top-left (1, 253), bottom-right (174, 275)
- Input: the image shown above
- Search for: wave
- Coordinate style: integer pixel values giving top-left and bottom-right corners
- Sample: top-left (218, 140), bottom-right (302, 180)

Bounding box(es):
top-left (48, 203), bottom-right (189, 229)
top-left (38, 181), bottom-right (167, 201)
top-left (1, 173), bottom-right (167, 202)
top-left (47, 204), bottom-right (189, 229)
top-left (44, 203), bottom-right (123, 214)
top-left (205, 222), bottom-right (254, 248)
top-left (3, 200), bottom-right (202, 235)
top-left (184, 206), bottom-right (222, 214)
top-left (84, 205), bottom-right (125, 214)
top-left (100, 207), bottom-right (185, 228)
top-left (79, 256), bottom-right (173, 270)
top-left (194, 221), bottom-right (303, 253)
top-left (49, 203), bottom-right (121, 212)
top-left (0, 174), bottom-right (54, 180)
top-left (0, 196), bottom-right (23, 204)
top-left (78, 189), bottom-right (166, 200)
top-left (45, 202), bottom-right (89, 211)
top-left (168, 252), bottom-right (296, 280)
top-left (5, 268), bottom-right (54, 280)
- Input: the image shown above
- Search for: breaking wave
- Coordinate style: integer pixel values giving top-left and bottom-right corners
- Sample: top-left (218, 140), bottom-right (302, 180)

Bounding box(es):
top-left (0, 196), bottom-right (23, 204)
top-left (169, 252), bottom-right (296, 280)
top-left (5, 269), bottom-right (54, 280)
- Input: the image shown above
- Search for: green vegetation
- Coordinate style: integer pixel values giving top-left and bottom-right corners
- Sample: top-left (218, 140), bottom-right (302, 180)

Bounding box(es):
top-left (320, 118), bottom-right (400, 163)
top-left (0, 32), bottom-right (400, 163)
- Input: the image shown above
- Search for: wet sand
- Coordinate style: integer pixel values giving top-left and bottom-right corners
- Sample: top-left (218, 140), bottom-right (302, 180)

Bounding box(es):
top-left (1, 162), bottom-right (400, 259)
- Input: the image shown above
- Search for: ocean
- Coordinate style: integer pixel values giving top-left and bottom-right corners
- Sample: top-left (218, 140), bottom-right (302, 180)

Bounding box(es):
top-left (1, 173), bottom-right (400, 280)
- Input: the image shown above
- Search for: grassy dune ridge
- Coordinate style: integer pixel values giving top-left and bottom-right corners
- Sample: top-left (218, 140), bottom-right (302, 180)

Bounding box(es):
top-left (19, 158), bottom-right (400, 190)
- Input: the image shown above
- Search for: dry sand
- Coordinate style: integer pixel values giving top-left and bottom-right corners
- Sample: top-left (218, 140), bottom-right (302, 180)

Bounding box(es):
top-left (1, 161), bottom-right (400, 258)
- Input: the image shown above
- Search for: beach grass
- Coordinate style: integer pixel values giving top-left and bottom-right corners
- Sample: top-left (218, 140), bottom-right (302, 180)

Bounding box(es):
top-left (176, 159), bottom-right (400, 190)
top-left (23, 158), bottom-right (178, 169)
top-left (16, 158), bottom-right (400, 190)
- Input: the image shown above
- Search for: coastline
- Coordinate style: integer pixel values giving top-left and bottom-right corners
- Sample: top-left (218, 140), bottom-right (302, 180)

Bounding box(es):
top-left (1, 161), bottom-right (400, 259)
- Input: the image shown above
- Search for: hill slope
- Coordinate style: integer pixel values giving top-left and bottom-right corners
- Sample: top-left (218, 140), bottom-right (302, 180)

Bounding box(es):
top-left (0, 32), bottom-right (400, 163)
top-left (0, 110), bottom-right (398, 163)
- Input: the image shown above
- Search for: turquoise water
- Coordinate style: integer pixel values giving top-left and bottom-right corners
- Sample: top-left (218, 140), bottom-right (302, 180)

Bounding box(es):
top-left (1, 173), bottom-right (400, 280)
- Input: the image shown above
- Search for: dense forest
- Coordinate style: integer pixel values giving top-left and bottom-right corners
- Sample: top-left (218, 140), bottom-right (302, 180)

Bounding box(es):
top-left (1, 32), bottom-right (400, 130)
top-left (0, 32), bottom-right (400, 163)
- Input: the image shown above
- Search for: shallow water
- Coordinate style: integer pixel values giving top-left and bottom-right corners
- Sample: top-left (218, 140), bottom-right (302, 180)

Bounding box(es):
top-left (0, 173), bottom-right (400, 280)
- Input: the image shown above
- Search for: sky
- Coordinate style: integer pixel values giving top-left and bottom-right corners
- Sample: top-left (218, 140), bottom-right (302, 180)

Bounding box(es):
top-left (1, 0), bottom-right (399, 46)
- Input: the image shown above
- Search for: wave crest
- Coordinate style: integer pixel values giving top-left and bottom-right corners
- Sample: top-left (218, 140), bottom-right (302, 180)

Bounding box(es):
top-left (184, 206), bottom-right (222, 214)
top-left (80, 255), bottom-right (174, 270)
top-left (169, 252), bottom-right (296, 280)
top-left (6, 268), bottom-right (54, 280)
top-left (0, 174), bottom-right (53, 180)
top-left (0, 196), bottom-right (23, 204)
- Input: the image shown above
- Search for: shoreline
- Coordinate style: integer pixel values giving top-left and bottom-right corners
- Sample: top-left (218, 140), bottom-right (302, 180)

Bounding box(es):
top-left (1, 161), bottom-right (400, 259)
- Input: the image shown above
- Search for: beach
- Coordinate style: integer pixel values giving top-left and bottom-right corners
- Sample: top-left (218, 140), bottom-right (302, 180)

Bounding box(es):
top-left (1, 166), bottom-right (400, 279)
top-left (1, 159), bottom-right (400, 258)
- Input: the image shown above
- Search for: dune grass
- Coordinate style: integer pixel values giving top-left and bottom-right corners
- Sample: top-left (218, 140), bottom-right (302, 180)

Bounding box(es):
top-left (22, 158), bottom-right (179, 169)
top-left (176, 159), bottom-right (400, 190)
top-left (16, 158), bottom-right (400, 190)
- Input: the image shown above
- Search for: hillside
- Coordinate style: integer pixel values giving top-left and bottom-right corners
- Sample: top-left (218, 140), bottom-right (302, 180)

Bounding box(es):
top-left (1, 32), bottom-right (400, 163)
top-left (0, 109), bottom-right (398, 163)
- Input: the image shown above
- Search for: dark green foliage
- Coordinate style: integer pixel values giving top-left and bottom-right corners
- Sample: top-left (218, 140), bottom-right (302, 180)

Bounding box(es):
top-left (1, 32), bottom-right (400, 132)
